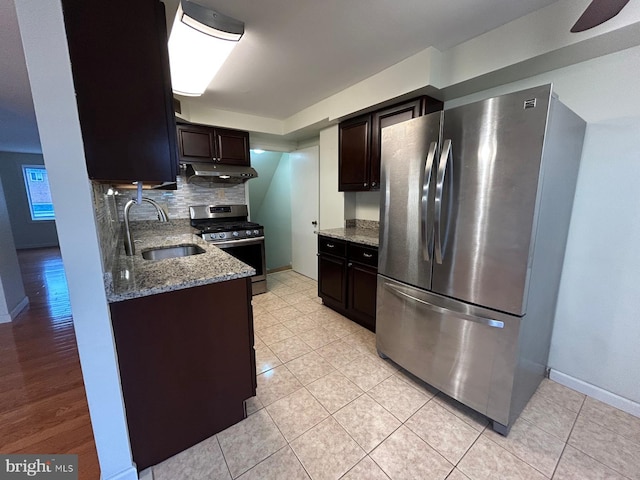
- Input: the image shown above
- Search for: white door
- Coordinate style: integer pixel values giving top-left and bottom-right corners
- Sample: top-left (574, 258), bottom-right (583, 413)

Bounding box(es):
top-left (290, 146), bottom-right (319, 280)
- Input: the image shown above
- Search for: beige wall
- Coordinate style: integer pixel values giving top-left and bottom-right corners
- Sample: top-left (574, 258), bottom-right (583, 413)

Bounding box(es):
top-left (0, 151), bottom-right (59, 248)
top-left (343, 46), bottom-right (640, 409)
top-left (318, 125), bottom-right (344, 229)
top-left (0, 177), bottom-right (27, 323)
top-left (442, 46), bottom-right (640, 410)
top-left (13, 1), bottom-right (640, 477)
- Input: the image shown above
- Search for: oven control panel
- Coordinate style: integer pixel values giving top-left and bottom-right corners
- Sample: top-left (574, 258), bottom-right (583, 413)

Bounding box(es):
top-left (202, 228), bottom-right (264, 242)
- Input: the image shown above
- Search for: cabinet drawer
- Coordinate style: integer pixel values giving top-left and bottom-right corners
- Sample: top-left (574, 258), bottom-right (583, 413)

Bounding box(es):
top-left (348, 243), bottom-right (378, 268)
top-left (318, 237), bottom-right (347, 257)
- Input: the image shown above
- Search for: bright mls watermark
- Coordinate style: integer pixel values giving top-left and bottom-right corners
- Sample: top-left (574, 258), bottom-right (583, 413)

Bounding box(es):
top-left (0, 455), bottom-right (77, 479)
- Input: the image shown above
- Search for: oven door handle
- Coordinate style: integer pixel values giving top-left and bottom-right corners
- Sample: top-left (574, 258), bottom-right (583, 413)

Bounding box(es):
top-left (212, 237), bottom-right (265, 247)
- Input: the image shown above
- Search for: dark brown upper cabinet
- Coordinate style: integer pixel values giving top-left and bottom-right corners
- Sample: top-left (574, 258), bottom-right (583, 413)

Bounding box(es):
top-left (61, 0), bottom-right (178, 184)
top-left (338, 96), bottom-right (443, 192)
top-left (215, 127), bottom-right (251, 166)
top-left (176, 124), bottom-right (216, 163)
top-left (177, 124), bottom-right (251, 166)
top-left (338, 115), bottom-right (372, 191)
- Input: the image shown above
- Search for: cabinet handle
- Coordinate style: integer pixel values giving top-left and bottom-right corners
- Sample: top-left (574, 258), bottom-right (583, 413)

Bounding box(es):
top-left (348, 262), bottom-right (353, 267)
top-left (363, 252), bottom-right (373, 258)
top-left (372, 182), bottom-right (377, 187)
top-left (364, 182), bottom-right (368, 187)
top-left (326, 243), bottom-right (335, 248)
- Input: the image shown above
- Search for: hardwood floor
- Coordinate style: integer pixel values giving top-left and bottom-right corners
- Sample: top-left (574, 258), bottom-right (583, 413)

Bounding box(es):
top-left (0, 247), bottom-right (99, 479)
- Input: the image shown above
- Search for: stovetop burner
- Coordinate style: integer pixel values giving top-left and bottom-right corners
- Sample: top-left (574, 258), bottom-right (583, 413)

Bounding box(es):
top-left (189, 204), bottom-right (264, 242)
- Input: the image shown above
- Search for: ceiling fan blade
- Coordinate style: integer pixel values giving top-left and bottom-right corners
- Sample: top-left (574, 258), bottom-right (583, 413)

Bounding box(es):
top-left (571, 0), bottom-right (631, 32)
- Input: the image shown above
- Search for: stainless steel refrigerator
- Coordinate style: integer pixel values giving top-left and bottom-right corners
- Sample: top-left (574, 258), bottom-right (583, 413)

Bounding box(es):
top-left (376, 84), bottom-right (586, 434)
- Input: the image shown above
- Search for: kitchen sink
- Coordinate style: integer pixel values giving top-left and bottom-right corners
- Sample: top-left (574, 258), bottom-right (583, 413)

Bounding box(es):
top-left (141, 244), bottom-right (206, 261)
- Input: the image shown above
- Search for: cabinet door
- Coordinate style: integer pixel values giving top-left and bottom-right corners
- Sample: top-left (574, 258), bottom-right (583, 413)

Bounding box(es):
top-left (110, 278), bottom-right (254, 471)
top-left (318, 254), bottom-right (347, 307)
top-left (215, 127), bottom-right (251, 166)
top-left (422, 96), bottom-right (445, 116)
top-left (348, 262), bottom-right (377, 332)
top-left (176, 124), bottom-right (215, 163)
top-left (370, 98), bottom-right (426, 189)
top-left (339, 115), bottom-right (371, 191)
top-left (61, 0), bottom-right (177, 183)
top-left (155, 2), bottom-right (179, 177)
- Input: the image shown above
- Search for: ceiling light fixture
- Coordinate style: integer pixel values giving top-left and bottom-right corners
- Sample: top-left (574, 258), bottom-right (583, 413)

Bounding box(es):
top-left (168, 0), bottom-right (244, 97)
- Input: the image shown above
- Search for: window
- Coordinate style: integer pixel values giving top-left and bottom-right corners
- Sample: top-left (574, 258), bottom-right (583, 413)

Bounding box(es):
top-left (22, 166), bottom-right (55, 221)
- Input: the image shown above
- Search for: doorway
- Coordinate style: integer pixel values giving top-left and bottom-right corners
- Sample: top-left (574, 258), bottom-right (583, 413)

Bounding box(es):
top-left (290, 146), bottom-right (319, 280)
top-left (248, 151), bottom-right (293, 272)
top-left (247, 146), bottom-right (320, 281)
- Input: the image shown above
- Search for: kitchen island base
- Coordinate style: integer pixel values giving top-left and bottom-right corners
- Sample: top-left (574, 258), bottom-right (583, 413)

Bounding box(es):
top-left (110, 277), bottom-right (256, 471)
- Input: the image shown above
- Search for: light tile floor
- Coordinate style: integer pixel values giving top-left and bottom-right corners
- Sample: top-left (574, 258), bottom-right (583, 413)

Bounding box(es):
top-left (153, 270), bottom-right (640, 480)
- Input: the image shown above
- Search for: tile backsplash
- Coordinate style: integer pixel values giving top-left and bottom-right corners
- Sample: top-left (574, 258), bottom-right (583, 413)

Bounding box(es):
top-left (91, 176), bottom-right (246, 271)
top-left (91, 182), bottom-right (120, 271)
top-left (114, 176), bottom-right (246, 221)
top-left (345, 219), bottom-right (379, 230)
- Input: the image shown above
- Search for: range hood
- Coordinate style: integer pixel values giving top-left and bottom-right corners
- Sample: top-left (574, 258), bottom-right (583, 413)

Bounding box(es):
top-left (184, 162), bottom-right (258, 185)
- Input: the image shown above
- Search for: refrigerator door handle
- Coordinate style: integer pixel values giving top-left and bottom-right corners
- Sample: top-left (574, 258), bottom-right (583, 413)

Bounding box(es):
top-left (421, 141), bottom-right (438, 262)
top-left (384, 281), bottom-right (505, 329)
top-left (434, 139), bottom-right (452, 264)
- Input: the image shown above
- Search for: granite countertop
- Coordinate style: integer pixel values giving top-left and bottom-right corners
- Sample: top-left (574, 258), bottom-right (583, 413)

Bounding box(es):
top-left (105, 220), bottom-right (255, 303)
top-left (317, 220), bottom-right (379, 247)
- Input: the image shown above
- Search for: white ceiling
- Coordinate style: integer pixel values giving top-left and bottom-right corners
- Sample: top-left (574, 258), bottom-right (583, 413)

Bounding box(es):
top-left (1, 0), bottom-right (564, 153)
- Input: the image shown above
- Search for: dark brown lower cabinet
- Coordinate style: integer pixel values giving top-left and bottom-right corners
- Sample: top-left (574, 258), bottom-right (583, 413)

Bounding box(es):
top-left (317, 236), bottom-right (378, 331)
top-left (318, 254), bottom-right (347, 306)
top-left (347, 262), bottom-right (377, 331)
top-left (110, 277), bottom-right (255, 471)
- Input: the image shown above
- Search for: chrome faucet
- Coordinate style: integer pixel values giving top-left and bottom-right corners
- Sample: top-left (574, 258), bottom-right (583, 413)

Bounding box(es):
top-left (123, 197), bottom-right (169, 256)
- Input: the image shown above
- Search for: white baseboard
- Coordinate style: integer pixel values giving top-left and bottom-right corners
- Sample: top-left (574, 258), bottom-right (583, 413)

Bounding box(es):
top-left (0, 296), bottom-right (29, 323)
top-left (103, 465), bottom-right (138, 480)
top-left (138, 467), bottom-right (153, 480)
top-left (10, 296), bottom-right (29, 319)
top-left (549, 369), bottom-right (640, 418)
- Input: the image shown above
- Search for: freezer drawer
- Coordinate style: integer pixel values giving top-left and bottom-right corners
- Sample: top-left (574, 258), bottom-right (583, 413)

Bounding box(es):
top-left (376, 275), bottom-right (520, 426)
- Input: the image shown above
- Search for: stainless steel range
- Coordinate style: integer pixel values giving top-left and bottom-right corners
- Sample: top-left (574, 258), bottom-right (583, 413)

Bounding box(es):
top-left (189, 204), bottom-right (266, 295)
